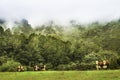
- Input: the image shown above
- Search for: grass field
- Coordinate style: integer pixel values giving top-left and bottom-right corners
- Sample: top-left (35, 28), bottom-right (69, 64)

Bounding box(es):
top-left (0, 70), bottom-right (120, 80)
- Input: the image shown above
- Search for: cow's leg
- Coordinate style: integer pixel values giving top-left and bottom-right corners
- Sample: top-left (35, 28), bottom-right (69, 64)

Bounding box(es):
top-left (96, 65), bottom-right (99, 70)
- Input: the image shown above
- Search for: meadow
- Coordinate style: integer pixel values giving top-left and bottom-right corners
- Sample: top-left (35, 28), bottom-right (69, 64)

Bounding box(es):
top-left (0, 70), bottom-right (120, 80)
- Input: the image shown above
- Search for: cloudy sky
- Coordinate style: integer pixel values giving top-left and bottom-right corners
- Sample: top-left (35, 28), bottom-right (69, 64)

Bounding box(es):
top-left (0, 0), bottom-right (120, 26)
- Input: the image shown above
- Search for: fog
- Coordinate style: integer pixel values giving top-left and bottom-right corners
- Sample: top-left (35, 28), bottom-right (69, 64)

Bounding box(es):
top-left (0, 0), bottom-right (120, 27)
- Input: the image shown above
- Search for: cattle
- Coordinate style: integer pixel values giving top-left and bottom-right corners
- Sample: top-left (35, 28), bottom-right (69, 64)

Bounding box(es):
top-left (40, 65), bottom-right (46, 71)
top-left (17, 65), bottom-right (24, 72)
top-left (33, 65), bottom-right (46, 71)
top-left (96, 60), bottom-right (109, 70)
top-left (34, 65), bottom-right (39, 71)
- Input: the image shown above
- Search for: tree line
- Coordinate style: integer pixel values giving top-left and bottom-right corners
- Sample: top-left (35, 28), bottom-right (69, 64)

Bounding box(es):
top-left (0, 19), bottom-right (120, 71)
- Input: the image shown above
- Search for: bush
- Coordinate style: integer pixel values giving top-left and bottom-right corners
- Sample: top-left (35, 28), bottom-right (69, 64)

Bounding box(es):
top-left (56, 62), bottom-right (78, 70)
top-left (56, 64), bottom-right (66, 70)
top-left (109, 57), bottom-right (120, 69)
top-left (45, 63), bottom-right (53, 70)
top-left (66, 62), bottom-right (77, 70)
top-left (26, 66), bottom-right (34, 71)
top-left (77, 63), bottom-right (96, 70)
top-left (0, 60), bottom-right (21, 72)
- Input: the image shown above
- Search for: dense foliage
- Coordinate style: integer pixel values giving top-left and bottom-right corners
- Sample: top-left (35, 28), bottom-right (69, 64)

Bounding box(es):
top-left (0, 19), bottom-right (120, 71)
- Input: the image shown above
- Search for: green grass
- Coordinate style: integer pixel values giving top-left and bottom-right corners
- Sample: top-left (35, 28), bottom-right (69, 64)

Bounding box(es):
top-left (0, 70), bottom-right (120, 80)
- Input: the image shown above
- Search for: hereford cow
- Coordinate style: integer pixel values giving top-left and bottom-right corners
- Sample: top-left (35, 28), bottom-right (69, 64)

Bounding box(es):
top-left (40, 65), bottom-right (46, 71)
top-left (17, 65), bottom-right (24, 72)
top-left (103, 60), bottom-right (109, 69)
top-left (34, 65), bottom-right (46, 71)
top-left (34, 65), bottom-right (39, 71)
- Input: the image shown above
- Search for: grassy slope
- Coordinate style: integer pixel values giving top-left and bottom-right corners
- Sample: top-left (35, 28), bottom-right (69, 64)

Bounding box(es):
top-left (0, 70), bottom-right (120, 80)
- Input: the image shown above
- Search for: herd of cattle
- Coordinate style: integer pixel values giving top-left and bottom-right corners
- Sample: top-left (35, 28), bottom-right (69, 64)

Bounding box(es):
top-left (96, 60), bottom-right (109, 70)
top-left (17, 65), bottom-right (46, 72)
top-left (17, 60), bottom-right (109, 72)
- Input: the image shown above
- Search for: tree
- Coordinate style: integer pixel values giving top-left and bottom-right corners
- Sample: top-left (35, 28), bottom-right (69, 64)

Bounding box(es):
top-left (0, 26), bottom-right (4, 35)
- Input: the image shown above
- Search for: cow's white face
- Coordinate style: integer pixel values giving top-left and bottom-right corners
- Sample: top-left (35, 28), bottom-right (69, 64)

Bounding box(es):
top-left (103, 60), bottom-right (106, 65)
top-left (96, 61), bottom-right (99, 65)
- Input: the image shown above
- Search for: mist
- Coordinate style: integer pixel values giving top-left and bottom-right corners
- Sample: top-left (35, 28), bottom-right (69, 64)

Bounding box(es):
top-left (0, 0), bottom-right (120, 27)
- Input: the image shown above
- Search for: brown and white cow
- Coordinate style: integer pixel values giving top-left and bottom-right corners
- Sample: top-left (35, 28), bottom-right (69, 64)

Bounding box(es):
top-left (34, 65), bottom-right (39, 71)
top-left (40, 65), bottom-right (46, 71)
top-left (34, 65), bottom-right (46, 71)
top-left (17, 65), bottom-right (24, 72)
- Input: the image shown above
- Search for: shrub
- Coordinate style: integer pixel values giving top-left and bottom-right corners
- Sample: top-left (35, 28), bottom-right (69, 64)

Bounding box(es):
top-left (26, 66), bottom-right (34, 71)
top-left (0, 60), bottom-right (21, 72)
top-left (45, 63), bottom-right (53, 70)
top-left (77, 63), bottom-right (96, 70)
top-left (109, 57), bottom-right (119, 69)
top-left (56, 64), bottom-right (66, 70)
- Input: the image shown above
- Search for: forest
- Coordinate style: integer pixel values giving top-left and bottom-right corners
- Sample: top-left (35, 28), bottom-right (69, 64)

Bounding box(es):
top-left (0, 19), bottom-right (120, 71)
